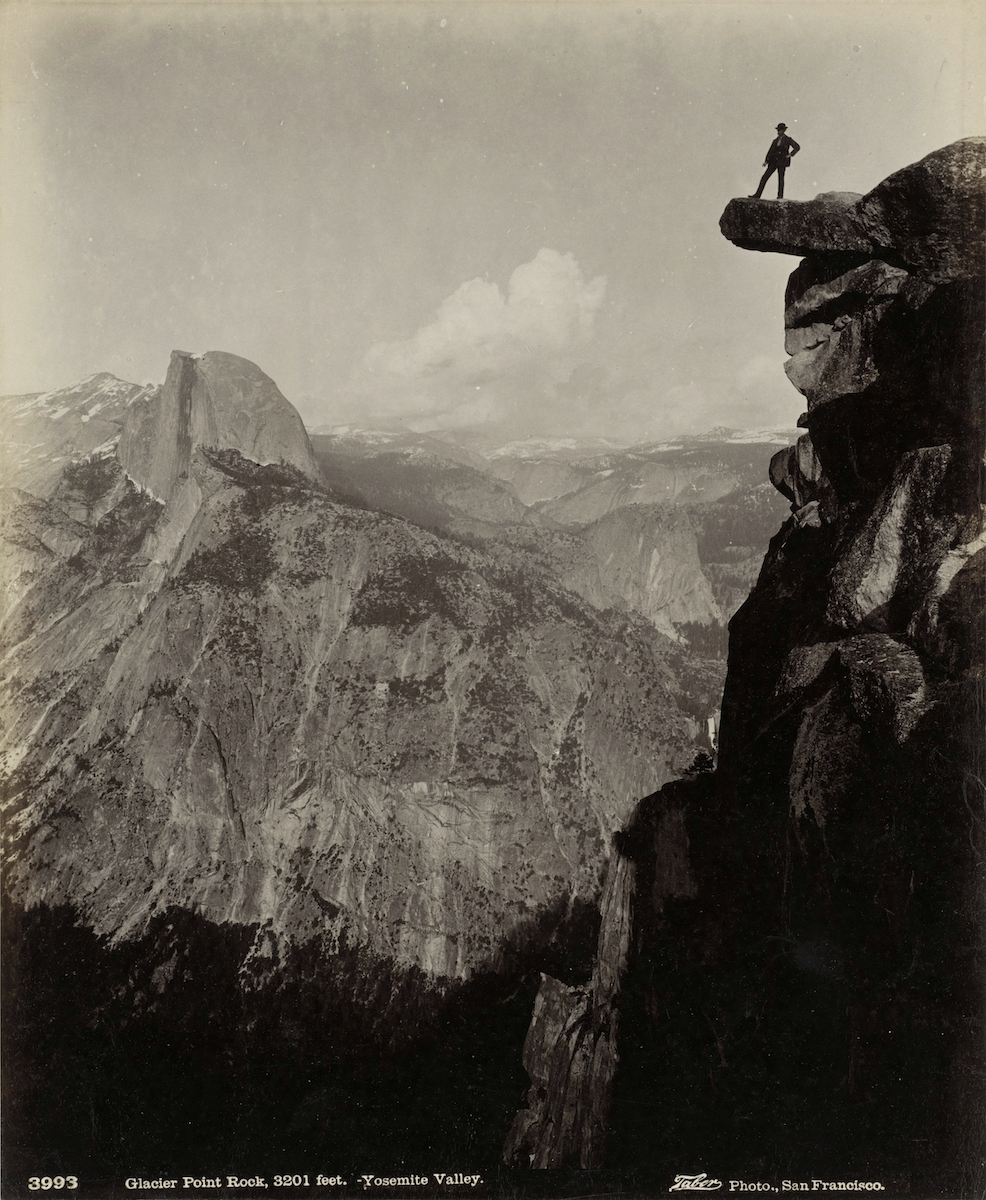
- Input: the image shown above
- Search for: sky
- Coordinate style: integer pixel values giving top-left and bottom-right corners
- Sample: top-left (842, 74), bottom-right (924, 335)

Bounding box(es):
top-left (2, 0), bottom-right (983, 443)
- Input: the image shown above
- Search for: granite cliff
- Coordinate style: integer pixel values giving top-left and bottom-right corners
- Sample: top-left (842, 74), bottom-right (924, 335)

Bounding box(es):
top-left (506, 139), bottom-right (985, 1190)
top-left (560, 503), bottom-right (721, 636)
top-left (119, 350), bottom-right (320, 502)
top-left (2, 349), bottom-right (710, 969)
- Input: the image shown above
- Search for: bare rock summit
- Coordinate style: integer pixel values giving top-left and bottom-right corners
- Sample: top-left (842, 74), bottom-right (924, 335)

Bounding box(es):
top-left (119, 350), bottom-right (319, 502)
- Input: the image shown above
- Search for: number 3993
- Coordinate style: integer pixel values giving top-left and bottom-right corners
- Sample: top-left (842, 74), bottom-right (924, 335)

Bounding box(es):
top-left (28, 1178), bottom-right (78, 1190)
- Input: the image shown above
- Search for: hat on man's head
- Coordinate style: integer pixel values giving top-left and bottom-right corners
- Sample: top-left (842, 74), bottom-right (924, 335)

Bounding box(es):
top-left (776, 123), bottom-right (788, 130)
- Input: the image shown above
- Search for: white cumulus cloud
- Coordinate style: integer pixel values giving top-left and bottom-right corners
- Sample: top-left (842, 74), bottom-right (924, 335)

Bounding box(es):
top-left (346, 249), bottom-right (607, 429)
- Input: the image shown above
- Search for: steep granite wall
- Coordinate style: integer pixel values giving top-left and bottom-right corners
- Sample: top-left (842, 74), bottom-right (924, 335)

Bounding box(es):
top-left (119, 350), bottom-right (320, 502)
top-left (507, 139), bottom-right (984, 1192)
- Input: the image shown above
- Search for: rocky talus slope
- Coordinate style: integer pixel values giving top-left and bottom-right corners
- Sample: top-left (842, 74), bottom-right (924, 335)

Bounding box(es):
top-left (506, 138), bottom-right (985, 1189)
top-left (1, 350), bottom-right (706, 1177)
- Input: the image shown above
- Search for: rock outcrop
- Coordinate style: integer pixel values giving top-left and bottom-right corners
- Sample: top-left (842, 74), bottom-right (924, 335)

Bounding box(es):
top-left (510, 139), bottom-right (985, 1193)
top-left (119, 350), bottom-right (319, 503)
top-left (503, 849), bottom-right (636, 1168)
top-left (720, 137), bottom-right (984, 273)
top-left (562, 504), bottom-right (722, 637)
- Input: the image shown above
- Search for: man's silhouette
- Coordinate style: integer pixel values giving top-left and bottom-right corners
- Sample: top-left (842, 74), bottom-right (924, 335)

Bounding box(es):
top-left (750, 123), bottom-right (800, 199)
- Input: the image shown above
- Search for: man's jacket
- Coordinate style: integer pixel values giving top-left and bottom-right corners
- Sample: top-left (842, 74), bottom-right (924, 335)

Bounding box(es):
top-left (765, 134), bottom-right (800, 167)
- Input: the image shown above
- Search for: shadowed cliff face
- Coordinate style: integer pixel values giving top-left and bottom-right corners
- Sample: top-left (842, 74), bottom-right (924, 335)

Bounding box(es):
top-left (508, 139), bottom-right (985, 1188)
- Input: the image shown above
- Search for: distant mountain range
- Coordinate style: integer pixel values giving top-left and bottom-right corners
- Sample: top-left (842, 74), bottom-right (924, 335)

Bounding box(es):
top-left (1, 353), bottom-right (796, 983)
top-left (1, 371), bottom-right (794, 772)
top-left (306, 419), bottom-right (793, 630)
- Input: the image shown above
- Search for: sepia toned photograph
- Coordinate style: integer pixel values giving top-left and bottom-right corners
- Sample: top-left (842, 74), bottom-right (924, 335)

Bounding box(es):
top-left (1, 2), bottom-right (983, 1198)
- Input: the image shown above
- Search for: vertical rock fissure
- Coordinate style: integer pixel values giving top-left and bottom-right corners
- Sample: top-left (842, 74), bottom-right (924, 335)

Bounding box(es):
top-left (174, 351), bottom-right (195, 486)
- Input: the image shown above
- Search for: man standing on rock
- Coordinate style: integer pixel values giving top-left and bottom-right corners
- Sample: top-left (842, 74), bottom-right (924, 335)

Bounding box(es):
top-left (750, 123), bottom-right (800, 199)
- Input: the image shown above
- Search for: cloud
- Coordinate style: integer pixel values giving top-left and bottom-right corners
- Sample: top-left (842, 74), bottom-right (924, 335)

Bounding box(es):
top-left (345, 249), bottom-right (606, 428)
top-left (729, 353), bottom-right (803, 426)
top-left (330, 255), bottom-right (798, 442)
